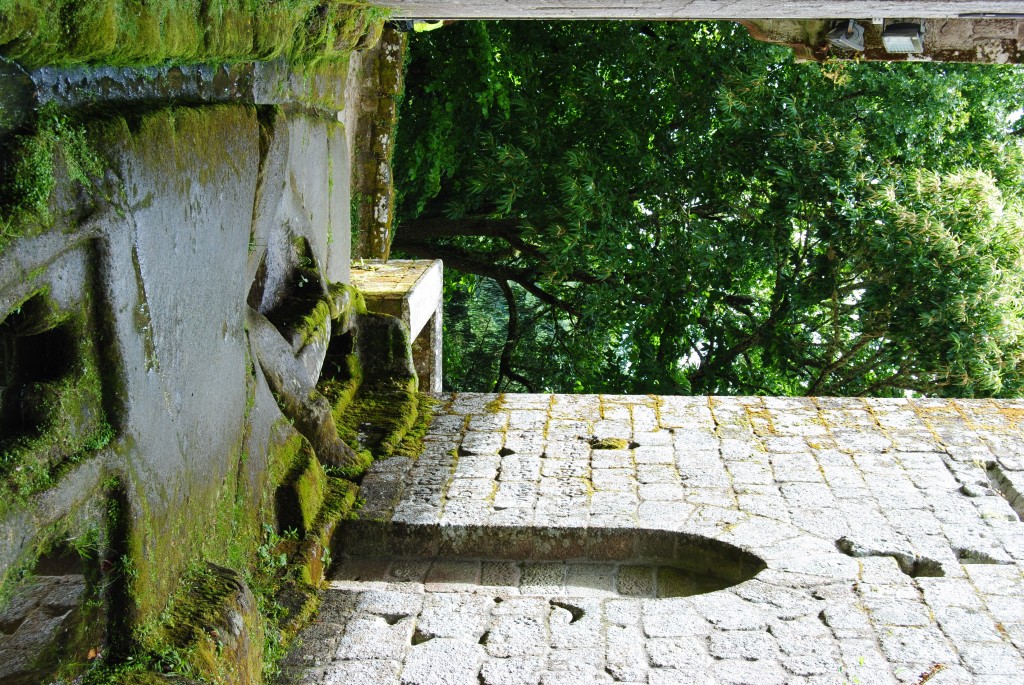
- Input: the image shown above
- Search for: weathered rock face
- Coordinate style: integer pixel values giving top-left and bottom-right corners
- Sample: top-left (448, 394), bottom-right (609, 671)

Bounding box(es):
top-left (0, 572), bottom-right (94, 684)
top-left (98, 106), bottom-right (262, 626)
top-left (0, 100), bottom-right (356, 681)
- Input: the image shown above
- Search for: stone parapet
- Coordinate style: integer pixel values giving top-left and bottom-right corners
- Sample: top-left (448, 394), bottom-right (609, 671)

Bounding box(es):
top-left (285, 393), bottom-right (1024, 684)
top-left (381, 1), bottom-right (1024, 20)
top-left (350, 260), bottom-right (444, 393)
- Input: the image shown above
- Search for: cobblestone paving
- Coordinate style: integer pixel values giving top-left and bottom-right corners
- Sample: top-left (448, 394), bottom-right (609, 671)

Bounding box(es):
top-left (284, 394), bottom-right (1024, 684)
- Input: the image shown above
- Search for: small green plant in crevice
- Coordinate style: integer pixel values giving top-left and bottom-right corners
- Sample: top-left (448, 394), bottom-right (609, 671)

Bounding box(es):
top-left (248, 524), bottom-right (300, 680)
top-left (3, 105), bottom-right (106, 217)
top-left (0, 105), bottom-right (110, 258)
top-left (254, 524), bottom-right (299, 577)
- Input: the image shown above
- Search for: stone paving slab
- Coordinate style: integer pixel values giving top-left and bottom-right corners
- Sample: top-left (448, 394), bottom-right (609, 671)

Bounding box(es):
top-left (284, 394), bottom-right (1024, 684)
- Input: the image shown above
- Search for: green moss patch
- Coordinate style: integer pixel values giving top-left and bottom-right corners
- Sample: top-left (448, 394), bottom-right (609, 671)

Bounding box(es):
top-left (295, 298), bottom-right (332, 348)
top-left (355, 312), bottom-right (417, 389)
top-left (319, 349), bottom-right (362, 421)
top-left (0, 0), bottom-right (387, 68)
top-left (0, 376), bottom-right (112, 496)
top-left (334, 387), bottom-right (419, 461)
top-left (393, 393), bottom-right (437, 460)
top-left (302, 477), bottom-right (356, 580)
top-left (327, 282), bottom-right (367, 325)
top-left (275, 438), bottom-right (327, 538)
top-left (160, 564), bottom-right (263, 684)
top-left (0, 290), bottom-right (112, 516)
top-left (99, 674), bottom-right (200, 684)
top-left (266, 431), bottom-right (307, 495)
top-left (274, 477), bottom-right (355, 635)
top-left (264, 238), bottom-right (331, 348)
top-left (250, 477), bottom-right (357, 681)
top-left (0, 106), bottom-right (110, 254)
top-left (89, 563), bottom-right (264, 685)
top-left (117, 445), bottom-right (263, 660)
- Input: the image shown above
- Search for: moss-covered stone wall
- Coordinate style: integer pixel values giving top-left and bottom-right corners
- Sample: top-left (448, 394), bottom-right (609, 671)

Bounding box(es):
top-left (0, 94), bottom-right (378, 683)
top-left (0, 0), bottom-right (384, 68)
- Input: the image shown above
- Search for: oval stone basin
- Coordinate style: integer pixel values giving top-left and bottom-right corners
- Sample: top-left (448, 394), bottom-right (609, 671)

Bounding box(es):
top-left (332, 522), bottom-right (766, 598)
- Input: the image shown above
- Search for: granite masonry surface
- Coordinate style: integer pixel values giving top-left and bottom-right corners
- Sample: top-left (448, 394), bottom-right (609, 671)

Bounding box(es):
top-left (380, 0), bottom-right (1024, 20)
top-left (284, 393), bottom-right (1024, 685)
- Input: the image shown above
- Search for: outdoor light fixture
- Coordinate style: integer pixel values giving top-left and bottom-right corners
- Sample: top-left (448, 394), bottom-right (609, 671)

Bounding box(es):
top-left (826, 20), bottom-right (865, 52)
top-left (882, 22), bottom-right (925, 53)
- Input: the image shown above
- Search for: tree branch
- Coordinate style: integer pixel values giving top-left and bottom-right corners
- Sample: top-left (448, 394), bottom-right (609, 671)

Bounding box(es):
top-left (399, 216), bottom-right (521, 240)
top-left (807, 333), bottom-right (878, 395)
top-left (494, 280), bottom-right (537, 392)
top-left (394, 237), bottom-right (581, 315)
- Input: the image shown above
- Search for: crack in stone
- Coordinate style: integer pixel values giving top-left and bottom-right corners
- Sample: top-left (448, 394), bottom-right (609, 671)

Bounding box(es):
top-left (836, 536), bottom-right (944, 577)
top-left (986, 461), bottom-right (1024, 521)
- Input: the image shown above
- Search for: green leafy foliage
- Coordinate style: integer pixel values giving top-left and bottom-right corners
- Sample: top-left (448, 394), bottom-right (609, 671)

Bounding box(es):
top-left (394, 20), bottom-right (1024, 397)
top-left (0, 105), bottom-right (108, 255)
top-left (8, 107), bottom-right (105, 216)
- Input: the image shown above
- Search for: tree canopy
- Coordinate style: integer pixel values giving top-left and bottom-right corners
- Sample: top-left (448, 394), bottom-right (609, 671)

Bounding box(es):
top-left (393, 20), bottom-right (1024, 397)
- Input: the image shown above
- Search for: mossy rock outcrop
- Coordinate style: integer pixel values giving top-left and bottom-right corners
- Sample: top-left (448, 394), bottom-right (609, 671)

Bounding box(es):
top-left (159, 564), bottom-right (264, 685)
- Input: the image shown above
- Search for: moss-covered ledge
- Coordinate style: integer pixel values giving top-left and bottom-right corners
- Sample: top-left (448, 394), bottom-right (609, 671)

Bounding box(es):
top-left (0, 0), bottom-right (385, 69)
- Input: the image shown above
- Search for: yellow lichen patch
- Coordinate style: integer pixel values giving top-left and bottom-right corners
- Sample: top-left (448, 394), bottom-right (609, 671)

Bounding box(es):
top-left (745, 407), bottom-right (777, 437)
top-left (997, 407), bottom-right (1024, 427)
top-left (484, 394), bottom-right (505, 414)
